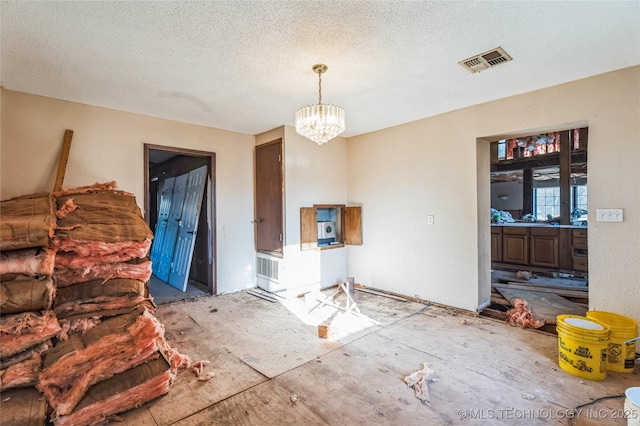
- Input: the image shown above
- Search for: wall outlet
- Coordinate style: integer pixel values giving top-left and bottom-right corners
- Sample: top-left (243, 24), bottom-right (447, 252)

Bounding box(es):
top-left (427, 215), bottom-right (434, 225)
top-left (596, 208), bottom-right (623, 222)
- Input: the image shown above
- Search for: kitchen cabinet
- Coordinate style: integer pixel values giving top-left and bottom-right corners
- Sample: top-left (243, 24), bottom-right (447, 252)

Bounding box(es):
top-left (492, 225), bottom-right (586, 274)
top-left (572, 229), bottom-right (588, 272)
top-left (491, 226), bottom-right (502, 262)
top-left (529, 227), bottom-right (559, 268)
top-left (502, 227), bottom-right (528, 265)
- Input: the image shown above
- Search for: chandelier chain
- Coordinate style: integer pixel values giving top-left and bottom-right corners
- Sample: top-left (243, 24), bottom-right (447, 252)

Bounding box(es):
top-left (318, 72), bottom-right (322, 104)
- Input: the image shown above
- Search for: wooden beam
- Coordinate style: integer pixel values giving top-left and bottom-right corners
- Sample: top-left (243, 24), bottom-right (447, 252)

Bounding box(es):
top-left (490, 151), bottom-right (587, 172)
top-left (559, 130), bottom-right (571, 225)
top-left (522, 167), bottom-right (533, 216)
top-left (53, 129), bottom-right (74, 192)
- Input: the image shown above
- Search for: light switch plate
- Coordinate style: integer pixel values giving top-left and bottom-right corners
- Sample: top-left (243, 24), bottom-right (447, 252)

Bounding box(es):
top-left (596, 208), bottom-right (623, 222)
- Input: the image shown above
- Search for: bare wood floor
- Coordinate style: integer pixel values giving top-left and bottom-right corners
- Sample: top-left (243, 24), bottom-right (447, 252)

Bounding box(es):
top-left (121, 290), bottom-right (638, 425)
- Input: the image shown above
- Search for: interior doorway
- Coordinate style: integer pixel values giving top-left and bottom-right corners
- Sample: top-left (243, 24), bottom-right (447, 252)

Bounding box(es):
top-left (479, 128), bottom-right (589, 333)
top-left (144, 144), bottom-right (216, 302)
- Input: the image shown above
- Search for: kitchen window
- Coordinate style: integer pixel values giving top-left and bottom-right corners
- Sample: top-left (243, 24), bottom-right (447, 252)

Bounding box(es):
top-left (534, 186), bottom-right (588, 222)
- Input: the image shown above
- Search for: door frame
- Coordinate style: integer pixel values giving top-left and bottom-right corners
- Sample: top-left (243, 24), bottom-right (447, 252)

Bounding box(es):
top-left (144, 144), bottom-right (217, 294)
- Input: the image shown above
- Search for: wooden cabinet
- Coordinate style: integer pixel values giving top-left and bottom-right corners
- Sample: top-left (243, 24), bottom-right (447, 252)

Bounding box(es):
top-left (502, 227), bottom-right (528, 265)
top-left (491, 226), bottom-right (502, 262)
top-left (572, 228), bottom-right (588, 272)
top-left (300, 205), bottom-right (362, 250)
top-left (492, 225), bottom-right (585, 273)
top-left (529, 227), bottom-right (559, 268)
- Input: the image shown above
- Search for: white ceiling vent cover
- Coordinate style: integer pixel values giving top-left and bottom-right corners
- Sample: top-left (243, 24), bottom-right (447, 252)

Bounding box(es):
top-left (459, 47), bottom-right (512, 74)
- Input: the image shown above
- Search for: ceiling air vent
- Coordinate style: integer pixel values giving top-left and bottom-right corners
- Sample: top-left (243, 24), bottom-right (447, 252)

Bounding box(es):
top-left (459, 47), bottom-right (512, 74)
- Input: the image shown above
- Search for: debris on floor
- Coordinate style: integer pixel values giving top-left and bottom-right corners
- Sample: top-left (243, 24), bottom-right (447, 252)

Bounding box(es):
top-left (484, 270), bottom-right (588, 329)
top-left (505, 298), bottom-right (545, 329)
top-left (404, 363), bottom-right (436, 405)
top-left (0, 182), bottom-right (211, 425)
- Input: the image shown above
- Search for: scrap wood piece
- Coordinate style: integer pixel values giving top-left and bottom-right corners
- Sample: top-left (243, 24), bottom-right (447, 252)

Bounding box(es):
top-left (355, 286), bottom-right (407, 301)
top-left (404, 363), bottom-right (436, 405)
top-left (53, 129), bottom-right (74, 193)
top-left (505, 298), bottom-right (545, 329)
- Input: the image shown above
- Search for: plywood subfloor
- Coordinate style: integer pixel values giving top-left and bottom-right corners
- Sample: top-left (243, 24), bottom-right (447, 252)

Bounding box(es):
top-left (121, 289), bottom-right (637, 425)
top-left (494, 285), bottom-right (587, 324)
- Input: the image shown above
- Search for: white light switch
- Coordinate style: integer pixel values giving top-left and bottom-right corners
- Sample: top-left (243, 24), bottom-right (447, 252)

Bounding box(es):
top-left (596, 208), bottom-right (623, 222)
top-left (427, 215), bottom-right (434, 225)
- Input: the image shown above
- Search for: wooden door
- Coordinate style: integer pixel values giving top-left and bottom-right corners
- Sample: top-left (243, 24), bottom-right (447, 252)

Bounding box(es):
top-left (255, 140), bottom-right (283, 254)
top-left (168, 166), bottom-right (207, 291)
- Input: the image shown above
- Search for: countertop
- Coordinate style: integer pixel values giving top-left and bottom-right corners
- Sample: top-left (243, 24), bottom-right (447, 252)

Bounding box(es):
top-left (491, 222), bottom-right (587, 229)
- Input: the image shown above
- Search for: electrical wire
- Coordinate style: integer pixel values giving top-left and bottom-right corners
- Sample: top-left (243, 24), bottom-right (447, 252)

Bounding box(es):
top-left (567, 394), bottom-right (625, 426)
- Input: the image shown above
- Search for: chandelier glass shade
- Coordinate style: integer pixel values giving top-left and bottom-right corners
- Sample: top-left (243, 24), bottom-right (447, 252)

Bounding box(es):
top-left (295, 64), bottom-right (345, 145)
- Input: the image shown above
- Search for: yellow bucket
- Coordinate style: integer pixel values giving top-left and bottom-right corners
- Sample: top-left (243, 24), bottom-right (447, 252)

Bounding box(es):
top-left (586, 311), bottom-right (638, 373)
top-left (556, 315), bottom-right (610, 381)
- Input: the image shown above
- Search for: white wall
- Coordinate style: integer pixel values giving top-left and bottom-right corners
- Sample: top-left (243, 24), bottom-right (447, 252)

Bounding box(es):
top-left (348, 108), bottom-right (480, 310)
top-left (3, 67), bottom-right (638, 326)
top-left (0, 89), bottom-right (256, 294)
top-left (348, 66), bottom-right (640, 324)
top-left (283, 126), bottom-right (348, 288)
top-left (255, 126), bottom-right (348, 290)
top-left (490, 181), bottom-right (523, 212)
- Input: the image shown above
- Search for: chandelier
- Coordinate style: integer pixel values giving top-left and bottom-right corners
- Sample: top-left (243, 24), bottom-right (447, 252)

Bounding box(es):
top-left (295, 64), bottom-right (346, 145)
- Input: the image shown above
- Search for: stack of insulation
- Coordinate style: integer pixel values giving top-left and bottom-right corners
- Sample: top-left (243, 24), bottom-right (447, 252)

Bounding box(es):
top-left (0, 184), bottom-right (205, 426)
top-left (52, 184), bottom-right (155, 337)
top-left (0, 193), bottom-right (60, 425)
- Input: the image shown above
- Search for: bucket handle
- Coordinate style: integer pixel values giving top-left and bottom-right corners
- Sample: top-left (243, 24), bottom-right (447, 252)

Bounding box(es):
top-left (624, 336), bottom-right (639, 345)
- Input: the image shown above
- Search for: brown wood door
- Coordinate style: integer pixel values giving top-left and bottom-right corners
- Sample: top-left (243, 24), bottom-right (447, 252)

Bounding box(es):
top-left (255, 140), bottom-right (283, 254)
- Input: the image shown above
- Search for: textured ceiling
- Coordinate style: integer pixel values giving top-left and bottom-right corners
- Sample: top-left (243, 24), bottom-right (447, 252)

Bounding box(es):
top-left (1, 1), bottom-right (639, 138)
